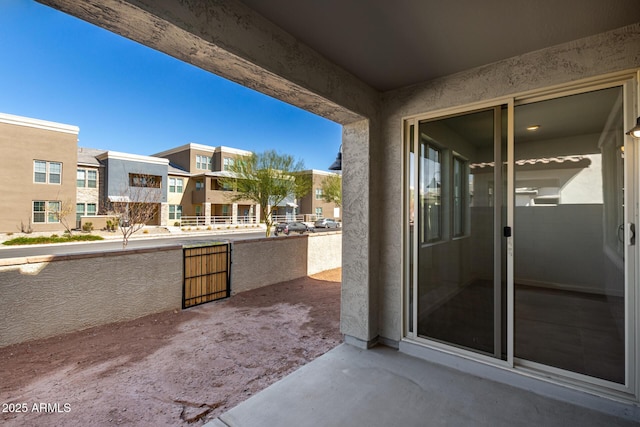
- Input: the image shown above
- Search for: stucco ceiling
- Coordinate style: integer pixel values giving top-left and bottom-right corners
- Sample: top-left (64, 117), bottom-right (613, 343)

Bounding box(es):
top-left (239, 0), bottom-right (640, 91)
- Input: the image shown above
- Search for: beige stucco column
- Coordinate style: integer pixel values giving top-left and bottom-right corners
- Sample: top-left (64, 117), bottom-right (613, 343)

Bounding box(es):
top-left (255, 204), bottom-right (261, 224)
top-left (340, 119), bottom-right (381, 348)
top-left (159, 202), bottom-right (169, 226)
top-left (232, 203), bottom-right (238, 224)
top-left (203, 202), bottom-right (211, 225)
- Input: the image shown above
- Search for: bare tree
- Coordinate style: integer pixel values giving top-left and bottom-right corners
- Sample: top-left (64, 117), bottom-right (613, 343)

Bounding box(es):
top-left (52, 199), bottom-right (77, 235)
top-left (104, 174), bottom-right (162, 248)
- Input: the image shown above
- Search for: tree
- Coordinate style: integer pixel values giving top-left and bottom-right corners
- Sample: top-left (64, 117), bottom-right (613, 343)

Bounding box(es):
top-left (52, 199), bottom-right (77, 235)
top-left (220, 150), bottom-right (311, 237)
top-left (321, 174), bottom-right (342, 207)
top-left (103, 174), bottom-right (162, 248)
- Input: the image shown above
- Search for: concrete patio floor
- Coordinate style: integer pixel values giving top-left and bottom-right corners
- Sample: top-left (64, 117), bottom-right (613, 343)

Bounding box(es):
top-left (207, 344), bottom-right (638, 427)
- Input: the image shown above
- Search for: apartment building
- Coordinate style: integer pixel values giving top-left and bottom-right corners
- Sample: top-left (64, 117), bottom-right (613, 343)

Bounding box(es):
top-left (75, 147), bottom-right (103, 228)
top-left (1, 113), bottom-right (336, 232)
top-left (0, 113), bottom-right (79, 233)
top-left (297, 170), bottom-right (341, 220)
top-left (153, 143), bottom-right (259, 224)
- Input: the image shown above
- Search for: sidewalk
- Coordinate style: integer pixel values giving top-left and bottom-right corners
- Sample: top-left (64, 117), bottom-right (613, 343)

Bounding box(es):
top-left (207, 344), bottom-right (638, 427)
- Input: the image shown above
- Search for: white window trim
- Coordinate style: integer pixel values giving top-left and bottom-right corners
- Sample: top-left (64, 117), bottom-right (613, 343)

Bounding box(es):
top-left (34, 160), bottom-right (62, 185)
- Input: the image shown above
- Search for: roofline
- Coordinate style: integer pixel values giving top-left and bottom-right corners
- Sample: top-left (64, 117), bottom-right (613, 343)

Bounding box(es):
top-left (299, 169), bottom-right (340, 176)
top-left (0, 112), bottom-right (79, 135)
top-left (153, 143), bottom-right (253, 157)
top-left (96, 151), bottom-right (169, 165)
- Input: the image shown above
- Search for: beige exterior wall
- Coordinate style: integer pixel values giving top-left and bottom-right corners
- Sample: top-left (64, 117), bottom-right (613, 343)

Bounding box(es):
top-left (0, 115), bottom-right (79, 233)
top-left (307, 231), bottom-right (342, 275)
top-left (299, 171), bottom-right (341, 220)
top-left (231, 232), bottom-right (342, 293)
top-left (167, 174), bottom-right (188, 205)
top-left (0, 247), bottom-right (182, 347)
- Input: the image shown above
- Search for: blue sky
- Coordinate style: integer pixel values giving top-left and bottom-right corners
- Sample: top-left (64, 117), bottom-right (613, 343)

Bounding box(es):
top-left (0, 0), bottom-right (342, 171)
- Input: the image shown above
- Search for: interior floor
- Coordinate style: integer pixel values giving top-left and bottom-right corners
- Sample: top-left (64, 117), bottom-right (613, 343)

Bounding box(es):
top-left (418, 281), bottom-right (625, 384)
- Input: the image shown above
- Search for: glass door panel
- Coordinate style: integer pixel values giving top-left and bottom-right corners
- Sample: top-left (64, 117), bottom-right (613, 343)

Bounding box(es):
top-left (513, 86), bottom-right (626, 383)
top-left (416, 108), bottom-right (507, 359)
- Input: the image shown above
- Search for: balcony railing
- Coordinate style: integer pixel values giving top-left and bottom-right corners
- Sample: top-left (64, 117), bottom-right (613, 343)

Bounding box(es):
top-left (179, 215), bottom-right (256, 226)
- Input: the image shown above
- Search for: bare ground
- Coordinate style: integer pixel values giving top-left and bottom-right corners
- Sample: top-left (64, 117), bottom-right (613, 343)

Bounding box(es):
top-left (0, 268), bottom-right (342, 426)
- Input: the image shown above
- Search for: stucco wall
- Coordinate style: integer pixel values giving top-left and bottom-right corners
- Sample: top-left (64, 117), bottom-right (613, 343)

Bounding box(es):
top-left (377, 24), bottom-right (640, 343)
top-left (231, 232), bottom-right (342, 294)
top-left (307, 232), bottom-right (342, 275)
top-left (0, 247), bottom-right (182, 347)
top-left (0, 233), bottom-right (341, 347)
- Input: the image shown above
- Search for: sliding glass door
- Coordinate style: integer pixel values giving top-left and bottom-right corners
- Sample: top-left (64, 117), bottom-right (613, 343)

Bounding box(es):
top-left (405, 79), bottom-right (636, 392)
top-left (513, 86), bottom-right (629, 384)
top-left (410, 105), bottom-right (508, 360)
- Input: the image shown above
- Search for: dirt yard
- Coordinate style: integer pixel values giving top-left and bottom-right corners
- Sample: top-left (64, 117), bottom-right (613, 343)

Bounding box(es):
top-left (0, 268), bottom-right (342, 426)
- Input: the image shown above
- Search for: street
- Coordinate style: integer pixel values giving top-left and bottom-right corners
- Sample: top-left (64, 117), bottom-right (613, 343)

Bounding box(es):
top-left (0, 232), bottom-right (263, 258)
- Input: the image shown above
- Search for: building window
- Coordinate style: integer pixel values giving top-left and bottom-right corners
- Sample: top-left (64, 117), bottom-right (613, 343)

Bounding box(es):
top-left (169, 177), bottom-right (183, 193)
top-left (33, 201), bottom-right (46, 223)
top-left (196, 155), bottom-right (211, 170)
top-left (195, 205), bottom-right (201, 216)
top-left (77, 169), bottom-right (86, 187)
top-left (34, 160), bottom-right (62, 184)
top-left (223, 157), bottom-right (235, 171)
top-left (33, 200), bottom-right (61, 223)
top-left (169, 204), bottom-right (182, 220)
top-left (315, 188), bottom-right (323, 200)
top-left (87, 170), bottom-right (97, 188)
top-left (76, 203), bottom-right (85, 223)
top-left (195, 180), bottom-right (204, 190)
top-left (129, 173), bottom-right (161, 188)
top-left (315, 207), bottom-right (323, 217)
top-left (75, 203), bottom-right (96, 225)
top-left (77, 169), bottom-right (97, 188)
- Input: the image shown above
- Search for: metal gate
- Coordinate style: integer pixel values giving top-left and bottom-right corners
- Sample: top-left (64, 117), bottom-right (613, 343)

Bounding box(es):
top-left (183, 242), bottom-right (231, 308)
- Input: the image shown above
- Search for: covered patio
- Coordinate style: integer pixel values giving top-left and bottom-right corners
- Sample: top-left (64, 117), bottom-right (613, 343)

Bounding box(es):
top-left (37, 0), bottom-right (640, 423)
top-left (207, 344), bottom-right (637, 426)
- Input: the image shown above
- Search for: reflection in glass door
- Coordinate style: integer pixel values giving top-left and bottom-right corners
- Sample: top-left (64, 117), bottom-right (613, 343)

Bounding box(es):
top-left (415, 107), bottom-right (507, 359)
top-left (513, 86), bottom-right (627, 383)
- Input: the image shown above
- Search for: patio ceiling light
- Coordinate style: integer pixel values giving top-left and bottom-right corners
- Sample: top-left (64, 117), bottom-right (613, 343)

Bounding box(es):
top-left (626, 117), bottom-right (640, 138)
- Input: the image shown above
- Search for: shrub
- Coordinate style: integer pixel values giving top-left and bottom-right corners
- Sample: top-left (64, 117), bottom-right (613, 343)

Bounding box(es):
top-left (174, 221), bottom-right (181, 227)
top-left (143, 229), bottom-right (149, 234)
top-left (82, 222), bottom-right (94, 232)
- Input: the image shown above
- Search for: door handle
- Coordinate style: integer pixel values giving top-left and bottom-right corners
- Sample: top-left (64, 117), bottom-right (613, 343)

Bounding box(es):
top-left (618, 224), bottom-right (635, 245)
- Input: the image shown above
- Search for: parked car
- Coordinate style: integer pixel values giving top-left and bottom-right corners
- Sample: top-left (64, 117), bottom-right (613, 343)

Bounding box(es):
top-left (314, 218), bottom-right (341, 229)
top-left (274, 221), bottom-right (314, 236)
